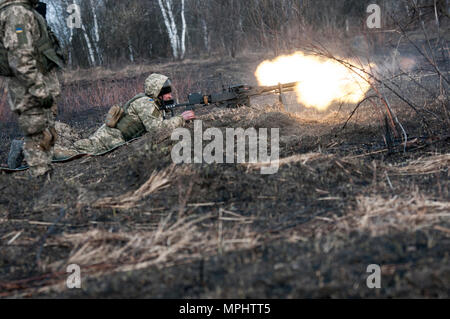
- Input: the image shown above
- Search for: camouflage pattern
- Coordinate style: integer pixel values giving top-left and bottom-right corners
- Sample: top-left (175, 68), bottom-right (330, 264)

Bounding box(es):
top-left (1, 0), bottom-right (61, 176)
top-left (68, 74), bottom-right (184, 155)
top-left (53, 121), bottom-right (81, 160)
top-left (121, 95), bottom-right (184, 135)
top-left (73, 125), bottom-right (126, 155)
top-left (17, 105), bottom-right (56, 175)
top-left (54, 121), bottom-right (81, 147)
top-left (144, 73), bottom-right (170, 98)
top-left (52, 121), bottom-right (123, 159)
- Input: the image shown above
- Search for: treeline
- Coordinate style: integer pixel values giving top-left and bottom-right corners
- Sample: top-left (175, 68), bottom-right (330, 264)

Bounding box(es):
top-left (46, 0), bottom-right (449, 68)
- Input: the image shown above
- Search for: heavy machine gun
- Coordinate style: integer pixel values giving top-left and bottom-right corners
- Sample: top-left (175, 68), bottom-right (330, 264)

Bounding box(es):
top-left (162, 82), bottom-right (298, 116)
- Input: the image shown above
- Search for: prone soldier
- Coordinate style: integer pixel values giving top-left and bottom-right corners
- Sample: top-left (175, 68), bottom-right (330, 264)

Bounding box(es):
top-left (69, 73), bottom-right (195, 156)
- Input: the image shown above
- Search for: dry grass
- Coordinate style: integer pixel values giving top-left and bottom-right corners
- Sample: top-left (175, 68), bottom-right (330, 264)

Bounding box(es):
top-left (338, 191), bottom-right (450, 236)
top-left (245, 152), bottom-right (333, 170)
top-left (60, 77), bottom-right (143, 113)
top-left (245, 152), bottom-right (367, 179)
top-left (94, 166), bottom-right (178, 209)
top-left (389, 154), bottom-right (450, 176)
top-left (60, 56), bottom-right (234, 85)
top-left (46, 210), bottom-right (259, 277)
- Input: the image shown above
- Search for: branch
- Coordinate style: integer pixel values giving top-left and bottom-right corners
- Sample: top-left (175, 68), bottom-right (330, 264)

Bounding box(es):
top-left (340, 95), bottom-right (379, 132)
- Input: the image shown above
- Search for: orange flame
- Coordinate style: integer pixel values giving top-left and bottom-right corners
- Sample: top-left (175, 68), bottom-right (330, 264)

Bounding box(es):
top-left (255, 52), bottom-right (372, 111)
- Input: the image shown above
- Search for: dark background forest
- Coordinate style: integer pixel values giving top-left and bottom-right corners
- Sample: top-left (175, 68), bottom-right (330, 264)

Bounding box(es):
top-left (47, 0), bottom-right (449, 67)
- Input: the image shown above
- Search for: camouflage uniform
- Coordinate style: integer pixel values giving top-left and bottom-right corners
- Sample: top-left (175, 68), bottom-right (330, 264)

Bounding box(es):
top-left (0, 0), bottom-right (60, 176)
top-left (52, 121), bottom-right (81, 159)
top-left (55, 74), bottom-right (184, 157)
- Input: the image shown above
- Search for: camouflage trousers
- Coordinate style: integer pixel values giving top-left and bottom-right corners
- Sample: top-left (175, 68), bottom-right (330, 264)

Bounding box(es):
top-left (53, 123), bottom-right (126, 159)
top-left (74, 124), bottom-right (125, 155)
top-left (17, 105), bottom-right (57, 177)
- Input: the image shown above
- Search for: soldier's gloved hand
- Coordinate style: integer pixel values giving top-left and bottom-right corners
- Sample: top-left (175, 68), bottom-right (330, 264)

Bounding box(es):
top-left (41, 96), bottom-right (54, 109)
top-left (182, 110), bottom-right (195, 121)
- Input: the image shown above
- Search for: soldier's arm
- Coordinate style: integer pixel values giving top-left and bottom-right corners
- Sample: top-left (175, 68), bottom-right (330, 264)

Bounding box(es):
top-left (131, 98), bottom-right (184, 131)
top-left (162, 114), bottom-right (185, 129)
top-left (3, 7), bottom-right (49, 100)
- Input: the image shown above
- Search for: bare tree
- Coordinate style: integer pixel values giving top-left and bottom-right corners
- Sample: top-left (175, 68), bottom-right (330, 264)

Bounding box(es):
top-left (157, 0), bottom-right (187, 60)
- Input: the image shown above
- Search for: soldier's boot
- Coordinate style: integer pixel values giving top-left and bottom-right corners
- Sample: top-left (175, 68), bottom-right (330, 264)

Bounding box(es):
top-left (53, 146), bottom-right (80, 160)
top-left (8, 139), bottom-right (25, 169)
top-left (23, 130), bottom-right (54, 178)
top-left (73, 138), bottom-right (105, 154)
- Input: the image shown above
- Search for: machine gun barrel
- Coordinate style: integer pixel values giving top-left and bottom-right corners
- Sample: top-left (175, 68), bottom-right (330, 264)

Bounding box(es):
top-left (253, 82), bottom-right (298, 95)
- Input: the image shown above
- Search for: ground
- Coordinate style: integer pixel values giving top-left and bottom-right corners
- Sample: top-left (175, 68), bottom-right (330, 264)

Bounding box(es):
top-left (0, 52), bottom-right (449, 298)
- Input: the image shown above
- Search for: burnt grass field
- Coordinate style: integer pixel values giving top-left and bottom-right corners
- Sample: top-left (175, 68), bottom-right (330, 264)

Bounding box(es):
top-left (0, 54), bottom-right (449, 298)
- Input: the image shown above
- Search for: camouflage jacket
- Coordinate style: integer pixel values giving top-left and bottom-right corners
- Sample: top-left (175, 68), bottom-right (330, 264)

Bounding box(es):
top-left (116, 74), bottom-right (184, 141)
top-left (0, 0), bottom-right (60, 113)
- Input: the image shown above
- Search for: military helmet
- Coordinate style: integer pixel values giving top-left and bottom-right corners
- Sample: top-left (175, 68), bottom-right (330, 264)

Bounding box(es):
top-left (144, 74), bottom-right (169, 99)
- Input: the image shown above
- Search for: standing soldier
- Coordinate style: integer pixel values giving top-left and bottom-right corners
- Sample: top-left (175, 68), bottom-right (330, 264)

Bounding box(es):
top-left (0, 0), bottom-right (64, 177)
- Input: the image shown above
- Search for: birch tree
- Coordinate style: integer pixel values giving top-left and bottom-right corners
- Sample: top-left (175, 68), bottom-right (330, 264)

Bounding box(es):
top-left (80, 21), bottom-right (96, 66)
top-left (157, 0), bottom-right (187, 60)
top-left (88, 0), bottom-right (103, 65)
top-left (46, 0), bottom-right (72, 64)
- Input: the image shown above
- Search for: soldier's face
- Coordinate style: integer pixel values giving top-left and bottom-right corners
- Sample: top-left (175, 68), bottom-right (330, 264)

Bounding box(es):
top-left (161, 92), bottom-right (173, 102)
